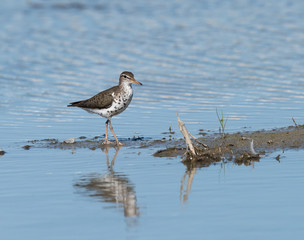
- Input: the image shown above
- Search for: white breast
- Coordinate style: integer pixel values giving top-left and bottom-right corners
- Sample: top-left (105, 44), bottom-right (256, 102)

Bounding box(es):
top-left (83, 84), bottom-right (133, 119)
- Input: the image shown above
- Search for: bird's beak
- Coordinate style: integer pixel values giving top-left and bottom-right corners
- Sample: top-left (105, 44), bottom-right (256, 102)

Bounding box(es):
top-left (131, 78), bottom-right (143, 85)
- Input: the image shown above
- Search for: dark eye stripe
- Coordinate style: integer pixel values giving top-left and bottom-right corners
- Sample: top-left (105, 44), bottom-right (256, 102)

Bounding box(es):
top-left (122, 74), bottom-right (131, 79)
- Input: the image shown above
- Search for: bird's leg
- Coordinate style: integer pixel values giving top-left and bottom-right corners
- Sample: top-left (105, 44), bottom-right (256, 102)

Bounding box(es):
top-left (108, 120), bottom-right (123, 146)
top-left (102, 120), bottom-right (114, 145)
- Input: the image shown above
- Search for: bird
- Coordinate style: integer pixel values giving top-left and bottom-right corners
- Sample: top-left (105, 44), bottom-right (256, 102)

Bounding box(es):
top-left (68, 71), bottom-right (142, 145)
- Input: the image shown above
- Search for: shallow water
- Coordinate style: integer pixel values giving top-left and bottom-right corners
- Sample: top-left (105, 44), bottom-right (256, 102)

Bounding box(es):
top-left (1, 147), bottom-right (304, 239)
top-left (1, 0), bottom-right (304, 239)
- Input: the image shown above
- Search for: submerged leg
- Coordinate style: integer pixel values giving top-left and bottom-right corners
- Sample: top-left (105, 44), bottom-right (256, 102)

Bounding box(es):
top-left (108, 120), bottom-right (123, 146)
top-left (102, 120), bottom-right (114, 145)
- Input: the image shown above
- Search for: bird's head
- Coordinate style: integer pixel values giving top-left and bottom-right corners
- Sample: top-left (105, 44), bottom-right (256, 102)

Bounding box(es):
top-left (119, 71), bottom-right (142, 86)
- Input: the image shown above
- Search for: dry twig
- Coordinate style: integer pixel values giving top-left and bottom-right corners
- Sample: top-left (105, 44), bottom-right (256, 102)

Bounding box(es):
top-left (176, 113), bottom-right (196, 156)
top-left (292, 117), bottom-right (298, 128)
top-left (188, 132), bottom-right (208, 149)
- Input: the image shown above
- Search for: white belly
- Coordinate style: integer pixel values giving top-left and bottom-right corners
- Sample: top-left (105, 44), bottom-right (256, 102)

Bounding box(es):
top-left (82, 92), bottom-right (133, 119)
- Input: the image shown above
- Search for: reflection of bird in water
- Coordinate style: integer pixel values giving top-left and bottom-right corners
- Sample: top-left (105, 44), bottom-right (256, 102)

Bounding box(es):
top-left (75, 146), bottom-right (140, 217)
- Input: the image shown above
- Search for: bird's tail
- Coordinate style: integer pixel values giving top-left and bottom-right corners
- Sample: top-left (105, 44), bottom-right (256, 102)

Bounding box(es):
top-left (67, 101), bottom-right (83, 107)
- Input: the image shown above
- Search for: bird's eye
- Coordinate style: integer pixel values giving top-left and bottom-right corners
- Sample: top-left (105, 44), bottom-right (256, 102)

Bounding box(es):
top-left (124, 75), bottom-right (127, 78)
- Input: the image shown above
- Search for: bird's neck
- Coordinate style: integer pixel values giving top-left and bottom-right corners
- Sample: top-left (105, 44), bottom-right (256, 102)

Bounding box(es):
top-left (119, 82), bottom-right (133, 93)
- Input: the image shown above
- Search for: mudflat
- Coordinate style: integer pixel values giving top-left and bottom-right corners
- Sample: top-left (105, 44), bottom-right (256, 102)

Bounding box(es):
top-left (23, 125), bottom-right (304, 167)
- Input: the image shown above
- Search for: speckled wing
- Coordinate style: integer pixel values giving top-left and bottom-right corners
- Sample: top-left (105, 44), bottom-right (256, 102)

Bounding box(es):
top-left (68, 86), bottom-right (118, 109)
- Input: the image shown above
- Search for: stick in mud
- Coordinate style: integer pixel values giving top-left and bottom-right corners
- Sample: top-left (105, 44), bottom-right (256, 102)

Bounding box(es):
top-left (176, 113), bottom-right (196, 156)
top-left (292, 117), bottom-right (298, 128)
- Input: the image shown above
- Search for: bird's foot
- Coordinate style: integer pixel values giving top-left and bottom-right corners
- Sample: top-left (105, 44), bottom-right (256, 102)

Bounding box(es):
top-left (116, 141), bottom-right (124, 146)
top-left (101, 140), bottom-right (115, 145)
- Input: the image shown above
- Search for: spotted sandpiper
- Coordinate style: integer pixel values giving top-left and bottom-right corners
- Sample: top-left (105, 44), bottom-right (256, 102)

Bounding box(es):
top-left (68, 71), bottom-right (142, 145)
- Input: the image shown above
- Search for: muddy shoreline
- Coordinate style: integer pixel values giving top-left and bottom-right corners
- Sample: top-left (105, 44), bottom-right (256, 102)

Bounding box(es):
top-left (21, 125), bottom-right (304, 167)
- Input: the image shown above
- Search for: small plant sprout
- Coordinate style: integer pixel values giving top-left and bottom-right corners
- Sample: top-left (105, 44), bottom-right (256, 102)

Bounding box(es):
top-left (216, 108), bottom-right (228, 137)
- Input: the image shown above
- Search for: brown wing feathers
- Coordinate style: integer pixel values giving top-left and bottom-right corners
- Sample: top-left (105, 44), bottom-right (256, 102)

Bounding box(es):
top-left (67, 86), bottom-right (118, 109)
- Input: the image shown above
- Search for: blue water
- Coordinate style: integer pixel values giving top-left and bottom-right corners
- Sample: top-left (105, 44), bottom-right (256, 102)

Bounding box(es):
top-left (1, 147), bottom-right (303, 239)
top-left (1, 0), bottom-right (304, 239)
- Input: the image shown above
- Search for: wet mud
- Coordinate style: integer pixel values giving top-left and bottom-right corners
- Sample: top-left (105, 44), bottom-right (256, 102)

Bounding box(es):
top-left (155, 125), bottom-right (304, 167)
top-left (23, 125), bottom-right (304, 166)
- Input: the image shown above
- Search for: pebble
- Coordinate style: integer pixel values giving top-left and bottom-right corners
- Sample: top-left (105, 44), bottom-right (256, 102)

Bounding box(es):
top-left (23, 145), bottom-right (31, 150)
top-left (64, 137), bottom-right (76, 144)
